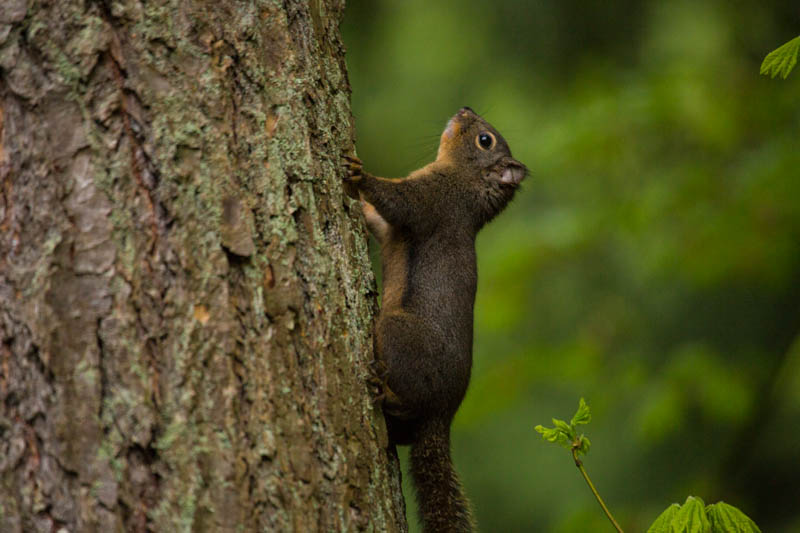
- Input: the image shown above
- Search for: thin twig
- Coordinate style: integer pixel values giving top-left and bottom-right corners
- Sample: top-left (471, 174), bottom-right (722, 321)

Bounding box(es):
top-left (572, 447), bottom-right (624, 533)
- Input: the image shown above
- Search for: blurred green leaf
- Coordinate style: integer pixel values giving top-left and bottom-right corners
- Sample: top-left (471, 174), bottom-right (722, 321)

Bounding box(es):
top-left (647, 503), bottom-right (681, 533)
top-left (760, 36), bottom-right (800, 79)
top-left (673, 496), bottom-right (711, 533)
top-left (647, 500), bottom-right (760, 533)
top-left (707, 502), bottom-right (762, 533)
top-left (637, 383), bottom-right (686, 443)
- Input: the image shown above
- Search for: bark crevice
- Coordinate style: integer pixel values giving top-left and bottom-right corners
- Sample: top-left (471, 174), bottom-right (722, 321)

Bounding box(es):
top-left (1, 1), bottom-right (406, 531)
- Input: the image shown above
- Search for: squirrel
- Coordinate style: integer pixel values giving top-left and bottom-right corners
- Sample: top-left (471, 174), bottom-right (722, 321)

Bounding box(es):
top-left (344, 107), bottom-right (527, 533)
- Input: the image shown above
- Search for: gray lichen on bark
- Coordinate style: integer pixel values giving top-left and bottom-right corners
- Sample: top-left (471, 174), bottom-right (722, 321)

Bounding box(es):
top-left (0, 0), bottom-right (406, 531)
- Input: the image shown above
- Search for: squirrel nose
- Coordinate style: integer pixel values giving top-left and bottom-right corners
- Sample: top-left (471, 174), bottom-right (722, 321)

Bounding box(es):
top-left (459, 106), bottom-right (474, 115)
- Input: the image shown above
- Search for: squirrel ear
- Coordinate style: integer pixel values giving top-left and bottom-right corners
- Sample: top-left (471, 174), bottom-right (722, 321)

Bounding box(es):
top-left (488, 160), bottom-right (527, 185)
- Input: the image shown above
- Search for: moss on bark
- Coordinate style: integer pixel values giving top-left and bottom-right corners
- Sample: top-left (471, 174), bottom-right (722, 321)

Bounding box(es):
top-left (0, 1), bottom-right (406, 531)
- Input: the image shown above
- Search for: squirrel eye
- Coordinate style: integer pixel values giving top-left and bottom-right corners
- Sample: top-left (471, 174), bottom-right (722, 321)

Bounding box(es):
top-left (475, 132), bottom-right (496, 151)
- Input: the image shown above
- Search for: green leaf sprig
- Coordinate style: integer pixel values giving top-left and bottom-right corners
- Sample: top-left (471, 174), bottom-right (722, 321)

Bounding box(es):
top-left (536, 398), bottom-right (622, 532)
top-left (760, 35), bottom-right (800, 79)
top-left (535, 397), bottom-right (592, 456)
top-left (535, 399), bottom-right (763, 533)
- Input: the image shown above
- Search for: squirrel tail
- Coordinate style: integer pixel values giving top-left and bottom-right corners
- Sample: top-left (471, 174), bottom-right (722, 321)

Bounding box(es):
top-left (409, 418), bottom-right (475, 533)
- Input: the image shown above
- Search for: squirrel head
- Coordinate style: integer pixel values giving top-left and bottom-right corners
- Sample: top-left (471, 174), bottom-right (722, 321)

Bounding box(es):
top-left (436, 107), bottom-right (527, 225)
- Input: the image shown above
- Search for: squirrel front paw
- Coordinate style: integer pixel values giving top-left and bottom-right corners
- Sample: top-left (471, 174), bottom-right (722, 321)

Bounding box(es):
top-left (342, 154), bottom-right (364, 183)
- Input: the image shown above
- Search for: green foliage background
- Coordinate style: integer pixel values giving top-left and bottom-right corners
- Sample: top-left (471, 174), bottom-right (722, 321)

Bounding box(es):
top-left (342, 1), bottom-right (800, 531)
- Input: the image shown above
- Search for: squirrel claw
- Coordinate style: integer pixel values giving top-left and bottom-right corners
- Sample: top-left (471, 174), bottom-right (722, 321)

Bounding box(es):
top-left (365, 361), bottom-right (413, 419)
top-left (366, 358), bottom-right (389, 400)
top-left (369, 357), bottom-right (389, 378)
top-left (342, 153), bottom-right (363, 182)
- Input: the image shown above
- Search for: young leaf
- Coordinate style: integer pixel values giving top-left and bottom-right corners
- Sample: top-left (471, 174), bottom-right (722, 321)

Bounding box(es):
top-left (534, 424), bottom-right (570, 449)
top-left (760, 35), bottom-right (800, 79)
top-left (646, 503), bottom-right (680, 533)
top-left (706, 502), bottom-right (762, 533)
top-left (672, 496), bottom-right (711, 533)
top-left (571, 397), bottom-right (592, 426)
top-left (534, 424), bottom-right (558, 441)
top-left (553, 418), bottom-right (573, 435)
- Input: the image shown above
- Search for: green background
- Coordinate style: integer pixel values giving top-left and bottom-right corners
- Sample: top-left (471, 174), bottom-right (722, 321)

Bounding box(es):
top-left (342, 2), bottom-right (800, 531)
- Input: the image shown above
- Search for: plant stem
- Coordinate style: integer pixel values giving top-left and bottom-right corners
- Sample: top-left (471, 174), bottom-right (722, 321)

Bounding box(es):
top-left (572, 448), bottom-right (624, 533)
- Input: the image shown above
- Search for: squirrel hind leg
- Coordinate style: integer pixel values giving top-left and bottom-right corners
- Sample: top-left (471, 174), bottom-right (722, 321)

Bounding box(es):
top-left (381, 383), bottom-right (415, 420)
top-left (376, 311), bottom-right (446, 416)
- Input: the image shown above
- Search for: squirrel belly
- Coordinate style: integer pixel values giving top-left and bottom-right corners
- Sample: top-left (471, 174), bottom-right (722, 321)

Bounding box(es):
top-left (344, 107), bottom-right (527, 533)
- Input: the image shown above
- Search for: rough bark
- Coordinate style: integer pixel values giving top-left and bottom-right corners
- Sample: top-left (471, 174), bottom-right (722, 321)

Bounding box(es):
top-left (0, 0), bottom-right (406, 531)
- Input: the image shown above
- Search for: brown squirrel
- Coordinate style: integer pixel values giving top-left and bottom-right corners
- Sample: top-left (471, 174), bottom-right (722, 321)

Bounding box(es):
top-left (344, 107), bottom-right (527, 533)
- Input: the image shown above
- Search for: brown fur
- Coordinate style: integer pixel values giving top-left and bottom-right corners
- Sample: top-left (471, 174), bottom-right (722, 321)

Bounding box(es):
top-left (345, 107), bottom-right (527, 533)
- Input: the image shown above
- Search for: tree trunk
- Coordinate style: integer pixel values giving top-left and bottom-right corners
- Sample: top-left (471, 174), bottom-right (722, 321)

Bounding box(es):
top-left (0, 1), bottom-right (406, 531)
